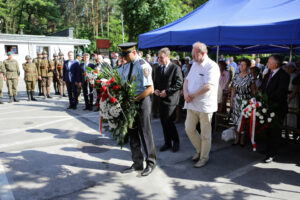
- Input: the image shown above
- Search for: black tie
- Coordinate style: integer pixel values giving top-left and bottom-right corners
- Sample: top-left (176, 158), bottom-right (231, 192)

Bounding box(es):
top-left (128, 62), bottom-right (134, 81)
top-left (161, 65), bottom-right (165, 76)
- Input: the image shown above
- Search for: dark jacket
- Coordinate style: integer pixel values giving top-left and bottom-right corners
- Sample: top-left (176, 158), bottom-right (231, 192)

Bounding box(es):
top-left (260, 68), bottom-right (290, 117)
top-left (79, 62), bottom-right (95, 83)
top-left (63, 60), bottom-right (80, 83)
top-left (154, 63), bottom-right (183, 106)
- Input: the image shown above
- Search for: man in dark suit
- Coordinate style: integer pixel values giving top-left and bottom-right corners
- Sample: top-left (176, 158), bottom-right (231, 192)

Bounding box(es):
top-left (63, 51), bottom-right (81, 110)
top-left (260, 55), bottom-right (290, 163)
top-left (154, 47), bottom-right (183, 152)
top-left (80, 53), bottom-right (95, 111)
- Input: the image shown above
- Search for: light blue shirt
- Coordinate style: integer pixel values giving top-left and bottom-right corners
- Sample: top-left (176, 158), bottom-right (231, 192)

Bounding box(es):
top-left (117, 56), bottom-right (153, 95)
top-left (230, 61), bottom-right (238, 74)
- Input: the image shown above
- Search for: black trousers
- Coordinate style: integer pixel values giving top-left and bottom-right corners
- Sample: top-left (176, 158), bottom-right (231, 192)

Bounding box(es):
top-left (266, 116), bottom-right (284, 157)
top-left (159, 103), bottom-right (179, 146)
top-left (82, 81), bottom-right (93, 108)
top-left (66, 81), bottom-right (78, 108)
top-left (129, 96), bottom-right (156, 167)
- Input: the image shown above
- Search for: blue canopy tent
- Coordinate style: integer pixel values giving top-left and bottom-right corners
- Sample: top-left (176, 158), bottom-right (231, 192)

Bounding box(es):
top-left (138, 0), bottom-right (300, 56)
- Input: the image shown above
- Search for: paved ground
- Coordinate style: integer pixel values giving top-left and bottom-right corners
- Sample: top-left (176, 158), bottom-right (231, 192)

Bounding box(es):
top-left (0, 82), bottom-right (299, 200)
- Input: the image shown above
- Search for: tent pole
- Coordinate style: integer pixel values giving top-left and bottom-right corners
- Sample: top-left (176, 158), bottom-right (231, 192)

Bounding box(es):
top-left (216, 45), bottom-right (219, 62)
top-left (289, 45), bottom-right (293, 62)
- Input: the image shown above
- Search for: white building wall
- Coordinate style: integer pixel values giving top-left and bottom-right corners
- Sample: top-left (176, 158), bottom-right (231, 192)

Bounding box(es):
top-left (0, 42), bottom-right (74, 78)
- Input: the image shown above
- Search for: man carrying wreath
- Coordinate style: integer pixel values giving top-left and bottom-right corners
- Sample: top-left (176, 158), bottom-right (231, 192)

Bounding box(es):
top-left (118, 42), bottom-right (156, 176)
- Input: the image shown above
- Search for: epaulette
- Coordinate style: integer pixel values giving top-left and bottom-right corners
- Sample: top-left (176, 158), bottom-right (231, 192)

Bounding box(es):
top-left (139, 59), bottom-right (146, 65)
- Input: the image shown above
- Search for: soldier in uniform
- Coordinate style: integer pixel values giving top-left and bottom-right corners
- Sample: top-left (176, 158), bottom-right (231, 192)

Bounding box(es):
top-left (53, 53), bottom-right (60, 95)
top-left (38, 51), bottom-right (54, 99)
top-left (0, 59), bottom-right (5, 104)
top-left (23, 56), bottom-right (39, 101)
top-left (58, 52), bottom-right (66, 97)
top-left (33, 52), bottom-right (43, 96)
top-left (117, 42), bottom-right (156, 176)
top-left (3, 52), bottom-right (20, 103)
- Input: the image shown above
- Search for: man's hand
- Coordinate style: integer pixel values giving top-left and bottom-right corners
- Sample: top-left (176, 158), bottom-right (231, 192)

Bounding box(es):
top-left (78, 82), bottom-right (82, 88)
top-left (184, 91), bottom-right (193, 103)
top-left (75, 82), bottom-right (78, 86)
top-left (159, 90), bottom-right (167, 98)
top-left (154, 89), bottom-right (160, 96)
top-left (38, 76), bottom-right (42, 80)
top-left (4, 77), bottom-right (7, 82)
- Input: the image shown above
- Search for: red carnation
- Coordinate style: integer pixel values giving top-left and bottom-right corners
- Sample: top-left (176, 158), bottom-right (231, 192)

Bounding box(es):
top-left (84, 72), bottom-right (87, 77)
top-left (110, 77), bottom-right (115, 82)
top-left (94, 70), bottom-right (98, 74)
top-left (113, 84), bottom-right (119, 91)
top-left (110, 97), bottom-right (117, 104)
top-left (96, 79), bottom-right (101, 83)
top-left (101, 93), bottom-right (108, 102)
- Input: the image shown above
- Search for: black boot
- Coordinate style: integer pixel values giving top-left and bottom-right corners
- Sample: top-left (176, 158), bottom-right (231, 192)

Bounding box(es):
top-left (8, 96), bottom-right (13, 103)
top-left (27, 92), bottom-right (31, 101)
top-left (31, 91), bottom-right (37, 101)
top-left (13, 96), bottom-right (19, 102)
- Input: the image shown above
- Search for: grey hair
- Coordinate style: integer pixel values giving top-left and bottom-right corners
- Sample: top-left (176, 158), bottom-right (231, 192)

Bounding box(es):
top-left (193, 42), bottom-right (208, 53)
top-left (159, 47), bottom-right (171, 57)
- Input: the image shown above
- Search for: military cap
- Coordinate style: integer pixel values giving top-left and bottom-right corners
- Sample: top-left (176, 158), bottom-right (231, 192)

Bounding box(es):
top-left (42, 51), bottom-right (48, 55)
top-left (37, 52), bottom-right (42, 55)
top-left (59, 52), bottom-right (64, 56)
top-left (77, 53), bottom-right (83, 57)
top-left (53, 53), bottom-right (58, 57)
top-left (7, 51), bottom-right (13, 56)
top-left (118, 42), bottom-right (137, 56)
top-left (25, 55), bottom-right (31, 60)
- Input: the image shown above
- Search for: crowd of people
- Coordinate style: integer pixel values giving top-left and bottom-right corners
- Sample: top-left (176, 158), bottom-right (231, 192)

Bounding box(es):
top-left (0, 41), bottom-right (299, 176)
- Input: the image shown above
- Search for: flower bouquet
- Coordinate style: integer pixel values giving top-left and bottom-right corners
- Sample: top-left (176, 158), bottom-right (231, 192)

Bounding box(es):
top-left (85, 66), bottom-right (99, 85)
top-left (237, 93), bottom-right (276, 151)
top-left (95, 63), bottom-right (138, 147)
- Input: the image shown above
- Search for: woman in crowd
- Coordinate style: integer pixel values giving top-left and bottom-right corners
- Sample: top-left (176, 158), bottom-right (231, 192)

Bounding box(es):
top-left (218, 60), bottom-right (230, 113)
top-left (230, 58), bottom-right (256, 146)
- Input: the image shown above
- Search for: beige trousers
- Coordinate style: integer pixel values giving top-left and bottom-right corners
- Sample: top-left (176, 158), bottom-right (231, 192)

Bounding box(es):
top-left (185, 109), bottom-right (213, 161)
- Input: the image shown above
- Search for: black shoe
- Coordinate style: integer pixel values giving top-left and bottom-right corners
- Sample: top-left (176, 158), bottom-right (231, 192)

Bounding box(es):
top-left (39, 92), bottom-right (43, 96)
top-left (13, 97), bottom-right (19, 102)
top-left (159, 144), bottom-right (172, 152)
top-left (47, 95), bottom-right (52, 99)
top-left (240, 143), bottom-right (245, 147)
top-left (141, 165), bottom-right (155, 176)
top-left (172, 143), bottom-right (180, 152)
top-left (264, 156), bottom-right (274, 163)
top-left (67, 105), bottom-right (73, 109)
top-left (63, 94), bottom-right (67, 97)
top-left (55, 92), bottom-right (60, 95)
top-left (232, 142), bottom-right (238, 146)
top-left (83, 107), bottom-right (90, 110)
top-left (73, 106), bottom-right (77, 110)
top-left (121, 165), bottom-right (143, 174)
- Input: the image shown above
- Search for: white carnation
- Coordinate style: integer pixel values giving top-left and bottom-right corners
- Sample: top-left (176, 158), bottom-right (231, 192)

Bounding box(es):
top-left (262, 108), bottom-right (267, 113)
top-left (267, 118), bottom-right (272, 123)
top-left (256, 112), bottom-right (260, 117)
top-left (260, 120), bottom-right (264, 124)
top-left (242, 100), bottom-right (247, 105)
top-left (226, 102), bottom-right (230, 107)
top-left (108, 120), bottom-right (117, 129)
top-left (270, 112), bottom-right (275, 117)
top-left (259, 116), bottom-right (264, 120)
top-left (109, 104), bottom-right (122, 118)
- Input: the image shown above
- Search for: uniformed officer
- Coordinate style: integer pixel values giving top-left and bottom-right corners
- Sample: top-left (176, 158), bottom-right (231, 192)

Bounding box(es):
top-left (3, 52), bottom-right (20, 103)
top-left (33, 52), bottom-right (43, 96)
top-left (117, 42), bottom-right (156, 176)
top-left (23, 55), bottom-right (39, 101)
top-left (58, 52), bottom-right (67, 97)
top-left (53, 53), bottom-right (60, 95)
top-left (38, 51), bottom-right (54, 99)
top-left (0, 59), bottom-right (6, 104)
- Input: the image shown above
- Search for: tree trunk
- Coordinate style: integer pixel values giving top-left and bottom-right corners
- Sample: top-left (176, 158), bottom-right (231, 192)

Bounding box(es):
top-left (106, 0), bottom-right (110, 37)
top-left (99, 1), bottom-right (103, 37)
top-left (95, 0), bottom-right (99, 37)
top-left (91, 0), bottom-right (95, 39)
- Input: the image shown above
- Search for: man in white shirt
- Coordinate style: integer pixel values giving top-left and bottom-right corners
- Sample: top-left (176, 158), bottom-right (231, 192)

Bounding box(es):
top-left (183, 42), bottom-right (220, 168)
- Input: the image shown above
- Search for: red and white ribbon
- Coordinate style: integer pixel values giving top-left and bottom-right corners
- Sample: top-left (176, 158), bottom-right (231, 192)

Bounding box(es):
top-left (237, 98), bottom-right (261, 151)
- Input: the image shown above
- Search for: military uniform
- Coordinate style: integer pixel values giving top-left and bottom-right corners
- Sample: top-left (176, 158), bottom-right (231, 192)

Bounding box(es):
top-left (38, 56), bottom-right (54, 98)
top-left (118, 42), bottom-right (156, 176)
top-left (23, 58), bottom-right (38, 100)
top-left (3, 57), bottom-right (20, 102)
top-left (0, 61), bottom-right (6, 103)
top-left (53, 54), bottom-right (60, 95)
top-left (33, 54), bottom-right (43, 95)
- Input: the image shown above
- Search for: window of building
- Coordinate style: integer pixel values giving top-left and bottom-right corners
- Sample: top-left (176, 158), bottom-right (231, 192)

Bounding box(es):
top-left (5, 45), bottom-right (18, 54)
